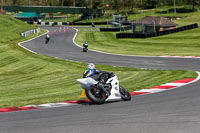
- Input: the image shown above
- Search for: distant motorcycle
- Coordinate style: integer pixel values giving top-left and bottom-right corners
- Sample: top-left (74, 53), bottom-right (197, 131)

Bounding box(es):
top-left (77, 72), bottom-right (131, 104)
top-left (45, 35), bottom-right (50, 44)
top-left (83, 41), bottom-right (88, 52)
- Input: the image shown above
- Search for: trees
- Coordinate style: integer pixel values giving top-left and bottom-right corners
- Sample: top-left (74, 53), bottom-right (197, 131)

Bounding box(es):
top-left (1, 0), bottom-right (200, 11)
top-left (190, 0), bottom-right (200, 10)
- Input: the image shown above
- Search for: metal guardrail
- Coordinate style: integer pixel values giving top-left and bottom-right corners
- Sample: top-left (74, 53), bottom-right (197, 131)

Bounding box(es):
top-left (21, 28), bottom-right (40, 37)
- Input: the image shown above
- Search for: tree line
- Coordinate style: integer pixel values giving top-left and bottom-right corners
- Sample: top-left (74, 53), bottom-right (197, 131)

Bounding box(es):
top-left (2, 0), bottom-right (200, 11)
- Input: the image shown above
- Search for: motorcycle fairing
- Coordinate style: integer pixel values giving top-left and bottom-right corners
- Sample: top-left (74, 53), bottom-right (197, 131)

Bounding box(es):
top-left (77, 77), bottom-right (98, 89)
top-left (106, 76), bottom-right (121, 101)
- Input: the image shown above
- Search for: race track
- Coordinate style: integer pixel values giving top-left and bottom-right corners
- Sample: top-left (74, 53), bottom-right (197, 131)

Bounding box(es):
top-left (1, 26), bottom-right (200, 133)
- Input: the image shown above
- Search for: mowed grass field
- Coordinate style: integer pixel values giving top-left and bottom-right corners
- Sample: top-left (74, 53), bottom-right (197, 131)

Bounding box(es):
top-left (0, 15), bottom-right (197, 108)
top-left (75, 7), bottom-right (200, 56)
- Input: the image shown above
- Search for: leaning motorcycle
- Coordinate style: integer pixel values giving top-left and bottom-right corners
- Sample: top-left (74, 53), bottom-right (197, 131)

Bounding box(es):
top-left (77, 72), bottom-right (131, 104)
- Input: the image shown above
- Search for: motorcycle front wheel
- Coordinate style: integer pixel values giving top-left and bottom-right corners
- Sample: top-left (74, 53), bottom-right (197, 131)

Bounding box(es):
top-left (119, 86), bottom-right (131, 101)
top-left (85, 88), bottom-right (106, 104)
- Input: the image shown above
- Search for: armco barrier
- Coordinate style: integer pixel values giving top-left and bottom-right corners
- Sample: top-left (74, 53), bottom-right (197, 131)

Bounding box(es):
top-left (21, 28), bottom-right (40, 37)
top-left (116, 23), bottom-right (198, 39)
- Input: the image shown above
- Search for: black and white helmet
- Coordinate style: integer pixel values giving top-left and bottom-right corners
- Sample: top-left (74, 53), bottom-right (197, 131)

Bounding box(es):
top-left (87, 63), bottom-right (95, 69)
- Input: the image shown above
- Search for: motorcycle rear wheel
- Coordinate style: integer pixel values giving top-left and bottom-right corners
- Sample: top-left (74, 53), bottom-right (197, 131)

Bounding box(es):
top-left (119, 86), bottom-right (131, 101)
top-left (83, 48), bottom-right (88, 52)
top-left (45, 40), bottom-right (48, 44)
top-left (85, 88), bottom-right (106, 104)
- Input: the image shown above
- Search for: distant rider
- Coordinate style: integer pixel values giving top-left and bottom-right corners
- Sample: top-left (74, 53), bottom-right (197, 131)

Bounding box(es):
top-left (45, 34), bottom-right (50, 44)
top-left (46, 34), bottom-right (50, 41)
top-left (83, 41), bottom-right (88, 49)
top-left (83, 63), bottom-right (110, 95)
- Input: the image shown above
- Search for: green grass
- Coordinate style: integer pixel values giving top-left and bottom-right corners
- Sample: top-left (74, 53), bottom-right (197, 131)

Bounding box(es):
top-left (0, 14), bottom-right (197, 108)
top-left (127, 6), bottom-right (200, 22)
top-left (75, 7), bottom-right (200, 56)
top-left (0, 15), bottom-right (36, 43)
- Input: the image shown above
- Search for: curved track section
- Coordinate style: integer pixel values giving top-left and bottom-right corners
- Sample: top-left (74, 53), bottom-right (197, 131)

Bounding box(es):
top-left (1, 26), bottom-right (200, 133)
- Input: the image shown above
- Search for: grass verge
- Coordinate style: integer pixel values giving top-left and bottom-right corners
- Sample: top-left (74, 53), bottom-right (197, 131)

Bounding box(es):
top-left (75, 7), bottom-right (200, 56)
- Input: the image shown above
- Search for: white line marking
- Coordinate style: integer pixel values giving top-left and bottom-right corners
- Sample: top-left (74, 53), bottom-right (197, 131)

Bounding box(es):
top-left (134, 89), bottom-right (166, 93)
top-left (26, 103), bottom-right (76, 108)
top-left (162, 83), bottom-right (187, 86)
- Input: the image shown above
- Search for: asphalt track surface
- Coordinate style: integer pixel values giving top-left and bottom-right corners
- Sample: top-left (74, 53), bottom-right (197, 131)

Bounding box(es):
top-left (1, 26), bottom-right (200, 133)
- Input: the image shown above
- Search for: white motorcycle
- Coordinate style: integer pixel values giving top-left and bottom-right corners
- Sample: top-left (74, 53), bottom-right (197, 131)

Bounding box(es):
top-left (77, 72), bottom-right (131, 104)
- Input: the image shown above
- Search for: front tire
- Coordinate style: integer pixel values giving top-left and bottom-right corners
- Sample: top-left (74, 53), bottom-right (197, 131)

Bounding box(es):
top-left (119, 86), bottom-right (131, 101)
top-left (85, 88), bottom-right (106, 104)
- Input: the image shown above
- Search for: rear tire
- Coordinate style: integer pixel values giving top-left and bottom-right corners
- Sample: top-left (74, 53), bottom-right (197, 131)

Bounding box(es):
top-left (45, 39), bottom-right (49, 44)
top-left (119, 86), bottom-right (131, 101)
top-left (83, 48), bottom-right (88, 52)
top-left (85, 88), bottom-right (106, 104)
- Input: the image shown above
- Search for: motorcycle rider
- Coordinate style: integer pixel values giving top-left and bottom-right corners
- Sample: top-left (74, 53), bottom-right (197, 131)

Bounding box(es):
top-left (83, 63), bottom-right (110, 96)
top-left (83, 41), bottom-right (88, 49)
top-left (45, 34), bottom-right (50, 43)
